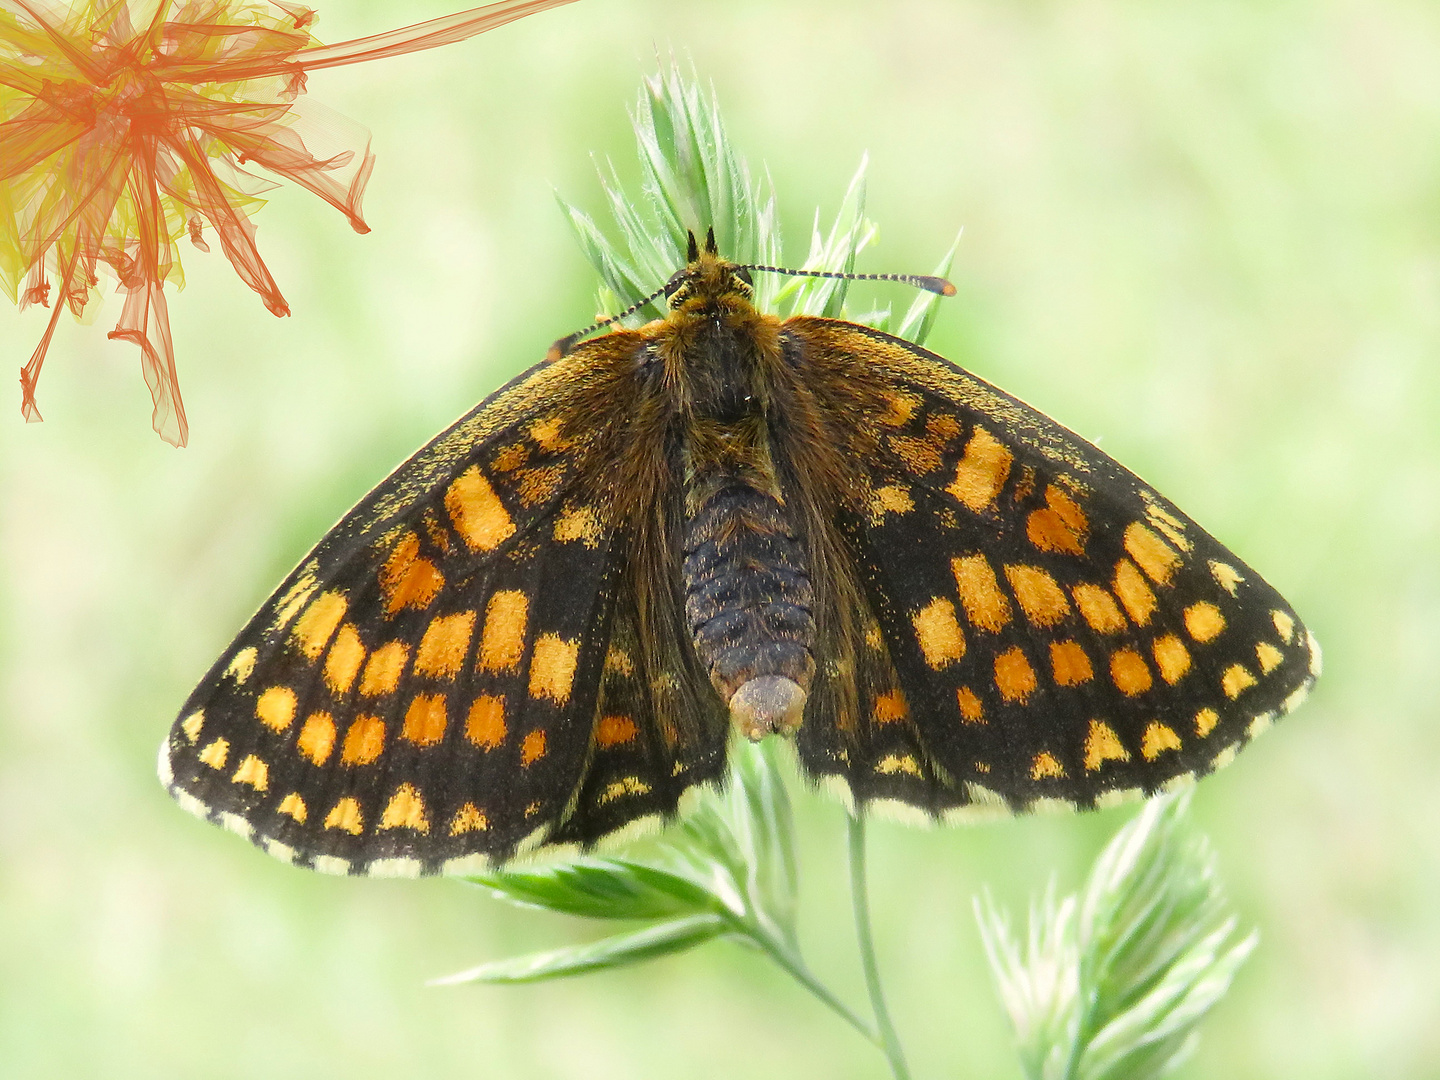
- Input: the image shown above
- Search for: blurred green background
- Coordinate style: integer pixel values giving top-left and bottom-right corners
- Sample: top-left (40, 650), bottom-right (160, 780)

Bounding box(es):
top-left (2, 0), bottom-right (1438, 1076)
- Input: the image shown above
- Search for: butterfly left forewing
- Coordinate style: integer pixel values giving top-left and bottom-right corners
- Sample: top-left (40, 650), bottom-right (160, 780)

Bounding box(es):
top-left (782, 317), bottom-right (1318, 816)
top-left (161, 337), bottom-right (688, 873)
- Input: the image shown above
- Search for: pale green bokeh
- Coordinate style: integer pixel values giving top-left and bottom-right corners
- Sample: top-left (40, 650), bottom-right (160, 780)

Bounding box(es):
top-left (1, 1), bottom-right (1437, 1076)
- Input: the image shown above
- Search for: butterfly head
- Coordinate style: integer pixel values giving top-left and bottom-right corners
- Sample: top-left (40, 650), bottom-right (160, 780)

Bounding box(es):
top-left (545, 226), bottom-right (755, 360)
top-left (663, 226), bottom-right (754, 312)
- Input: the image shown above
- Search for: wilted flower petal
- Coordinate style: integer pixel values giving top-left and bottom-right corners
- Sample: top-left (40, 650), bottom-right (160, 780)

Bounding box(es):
top-left (1, 0), bottom-right (578, 445)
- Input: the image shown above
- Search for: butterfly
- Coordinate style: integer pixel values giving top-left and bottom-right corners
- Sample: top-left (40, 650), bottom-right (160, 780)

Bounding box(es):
top-left (160, 228), bottom-right (1319, 876)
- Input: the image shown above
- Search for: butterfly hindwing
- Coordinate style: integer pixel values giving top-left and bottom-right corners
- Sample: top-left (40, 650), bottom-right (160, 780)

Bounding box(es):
top-left (549, 588), bottom-right (731, 848)
top-left (782, 317), bottom-right (1319, 815)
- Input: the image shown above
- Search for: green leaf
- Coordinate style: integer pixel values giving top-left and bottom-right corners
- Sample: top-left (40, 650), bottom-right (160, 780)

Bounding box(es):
top-left (975, 793), bottom-right (1258, 1080)
top-left (432, 914), bottom-right (729, 985)
top-left (558, 61), bottom-right (779, 324)
top-left (465, 858), bottom-right (724, 921)
top-left (779, 156), bottom-right (874, 319)
top-left (662, 738), bottom-right (800, 941)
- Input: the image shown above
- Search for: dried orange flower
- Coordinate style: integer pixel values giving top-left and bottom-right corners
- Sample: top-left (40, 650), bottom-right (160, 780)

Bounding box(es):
top-left (1, 0), bottom-right (578, 445)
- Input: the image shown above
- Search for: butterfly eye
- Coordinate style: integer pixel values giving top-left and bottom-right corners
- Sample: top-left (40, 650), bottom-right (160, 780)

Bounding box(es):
top-left (663, 270), bottom-right (688, 299)
top-left (664, 270), bottom-right (695, 308)
top-left (734, 267), bottom-right (753, 287)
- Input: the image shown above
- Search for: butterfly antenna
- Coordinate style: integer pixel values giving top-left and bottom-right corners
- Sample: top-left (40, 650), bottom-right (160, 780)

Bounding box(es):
top-left (546, 281), bottom-right (670, 361)
top-left (739, 264), bottom-right (956, 296)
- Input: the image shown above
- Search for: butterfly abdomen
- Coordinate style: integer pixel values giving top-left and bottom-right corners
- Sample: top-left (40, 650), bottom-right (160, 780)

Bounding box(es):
top-left (682, 481), bottom-right (816, 738)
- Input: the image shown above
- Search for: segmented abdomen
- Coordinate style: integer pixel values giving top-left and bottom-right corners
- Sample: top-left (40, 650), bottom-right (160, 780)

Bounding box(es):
top-left (682, 483), bottom-right (816, 705)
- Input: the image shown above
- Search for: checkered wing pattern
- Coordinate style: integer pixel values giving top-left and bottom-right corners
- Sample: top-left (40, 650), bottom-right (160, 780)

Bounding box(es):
top-left (784, 319), bottom-right (1319, 819)
top-left (160, 342), bottom-right (726, 876)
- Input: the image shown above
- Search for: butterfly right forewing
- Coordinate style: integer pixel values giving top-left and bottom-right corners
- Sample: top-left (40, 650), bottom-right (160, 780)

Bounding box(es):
top-left (780, 317), bottom-right (1318, 817)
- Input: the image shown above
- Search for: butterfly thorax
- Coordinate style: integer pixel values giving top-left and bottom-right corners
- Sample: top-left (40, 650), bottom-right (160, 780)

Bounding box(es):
top-left (661, 253), bottom-right (817, 740)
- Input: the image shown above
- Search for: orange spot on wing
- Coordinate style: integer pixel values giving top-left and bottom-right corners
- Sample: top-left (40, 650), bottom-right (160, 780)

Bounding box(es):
top-left (379, 532), bottom-right (444, 614)
top-left (956, 686), bottom-right (985, 724)
top-left (292, 591), bottom-right (348, 658)
top-left (1152, 634), bottom-right (1192, 684)
top-left (529, 635), bottom-right (579, 703)
top-left (231, 754), bottom-right (269, 791)
top-left (1125, 522), bottom-right (1182, 584)
top-left (198, 737), bottom-right (228, 770)
top-left (554, 504), bottom-right (605, 547)
top-left (1083, 721), bottom-right (1128, 771)
top-left (273, 575), bottom-right (317, 631)
top-left (324, 797), bottom-right (364, 835)
top-left (873, 690), bottom-right (909, 724)
top-left (414, 611), bottom-right (476, 680)
top-left (324, 624), bottom-right (366, 694)
top-left (596, 714), bottom-right (639, 747)
top-left (888, 435), bottom-right (944, 475)
top-left (1209, 560), bottom-right (1244, 595)
top-left (878, 390), bottom-right (921, 427)
top-left (297, 712), bottom-right (336, 766)
top-left (466, 695), bottom-right (507, 749)
top-left (911, 598), bottom-right (966, 668)
top-left (952, 555), bottom-right (1012, 631)
top-left (1144, 503), bottom-right (1192, 551)
top-left (255, 686), bottom-right (297, 732)
top-left (278, 793), bottom-right (307, 823)
top-left (529, 416), bottom-right (572, 450)
top-left (1110, 649), bottom-right (1153, 696)
top-left (1222, 664), bottom-right (1257, 699)
top-left (1256, 641), bottom-right (1284, 673)
top-left (1072, 584), bottom-right (1127, 634)
top-left (1195, 708), bottom-right (1220, 737)
top-left (1184, 602), bottom-right (1226, 643)
top-left (1141, 721), bottom-right (1182, 760)
top-left (1050, 640), bottom-right (1094, 686)
top-left (1005, 564), bottom-right (1071, 627)
top-left (876, 754), bottom-right (923, 777)
top-left (450, 803), bottom-right (489, 835)
top-left (402, 694), bottom-right (448, 746)
top-left (226, 648), bottom-right (257, 684)
top-left (1113, 559), bottom-right (1156, 626)
top-left (379, 783), bottom-right (430, 833)
top-left (446, 466), bottom-right (516, 552)
top-left (1026, 486), bottom-right (1087, 555)
top-left (359, 641), bottom-right (410, 696)
top-left (869, 484), bottom-right (915, 521)
top-left (1031, 751), bottom-right (1065, 780)
top-left (479, 591), bottom-right (529, 673)
top-left (340, 715), bottom-right (385, 765)
top-left (946, 426), bottom-right (1013, 511)
top-left (520, 729), bottom-right (547, 765)
top-left (994, 646), bottom-right (1037, 702)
